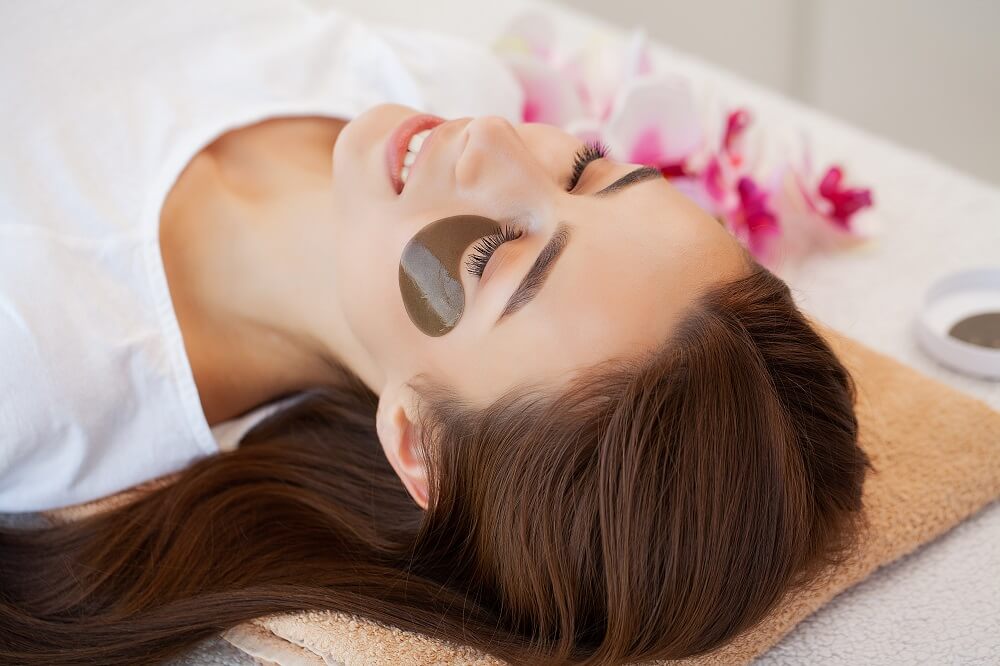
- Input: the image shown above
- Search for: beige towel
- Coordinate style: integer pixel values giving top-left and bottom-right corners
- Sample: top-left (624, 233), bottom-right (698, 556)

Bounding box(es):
top-left (42, 320), bottom-right (1000, 665)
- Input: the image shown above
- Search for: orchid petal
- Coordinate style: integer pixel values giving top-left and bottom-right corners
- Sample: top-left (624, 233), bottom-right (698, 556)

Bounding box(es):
top-left (818, 166), bottom-right (874, 228)
top-left (601, 75), bottom-right (703, 167)
top-left (704, 156), bottom-right (727, 204)
top-left (723, 109), bottom-right (751, 158)
top-left (791, 144), bottom-right (876, 235)
top-left (671, 175), bottom-right (719, 216)
top-left (502, 54), bottom-right (584, 125)
top-left (562, 118), bottom-right (605, 146)
top-left (561, 36), bottom-right (620, 120)
top-left (556, 54), bottom-right (602, 119)
top-left (621, 28), bottom-right (655, 79)
top-left (730, 176), bottom-right (781, 263)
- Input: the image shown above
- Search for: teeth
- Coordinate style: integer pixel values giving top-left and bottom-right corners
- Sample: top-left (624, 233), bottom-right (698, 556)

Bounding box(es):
top-left (408, 129), bottom-right (431, 153)
top-left (400, 128), bottom-right (434, 186)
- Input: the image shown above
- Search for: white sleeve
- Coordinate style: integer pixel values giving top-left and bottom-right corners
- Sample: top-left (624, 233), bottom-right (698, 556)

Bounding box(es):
top-left (0, 227), bottom-right (218, 513)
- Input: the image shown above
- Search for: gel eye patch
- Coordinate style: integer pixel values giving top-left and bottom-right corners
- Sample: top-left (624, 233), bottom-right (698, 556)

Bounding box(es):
top-left (948, 311), bottom-right (1000, 349)
top-left (398, 214), bottom-right (501, 337)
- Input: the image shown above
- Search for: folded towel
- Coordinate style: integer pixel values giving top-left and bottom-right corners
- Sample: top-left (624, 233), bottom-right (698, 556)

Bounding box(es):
top-left (42, 319), bottom-right (1000, 665)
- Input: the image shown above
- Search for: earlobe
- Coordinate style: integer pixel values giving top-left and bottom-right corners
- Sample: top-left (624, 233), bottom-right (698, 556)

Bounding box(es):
top-left (375, 387), bottom-right (430, 510)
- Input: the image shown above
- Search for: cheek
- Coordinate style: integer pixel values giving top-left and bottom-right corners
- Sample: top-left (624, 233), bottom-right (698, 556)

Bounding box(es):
top-left (328, 205), bottom-right (453, 377)
top-left (331, 229), bottom-right (412, 370)
top-left (327, 201), bottom-right (402, 356)
top-left (333, 242), bottom-right (474, 391)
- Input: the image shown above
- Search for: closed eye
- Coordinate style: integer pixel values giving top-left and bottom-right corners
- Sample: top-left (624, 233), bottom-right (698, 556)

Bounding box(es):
top-left (494, 165), bottom-right (662, 326)
top-left (566, 141), bottom-right (609, 192)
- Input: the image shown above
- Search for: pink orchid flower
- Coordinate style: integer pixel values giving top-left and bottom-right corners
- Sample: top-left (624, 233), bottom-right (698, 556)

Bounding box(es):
top-left (493, 10), bottom-right (582, 125)
top-left (818, 167), bottom-right (873, 227)
top-left (793, 141), bottom-right (875, 239)
top-left (730, 174), bottom-right (783, 265)
top-left (599, 75), bottom-right (703, 176)
top-left (492, 9), bottom-right (875, 268)
top-left (675, 109), bottom-right (784, 266)
top-left (803, 166), bottom-right (874, 232)
top-left (496, 16), bottom-right (706, 188)
top-left (494, 11), bottom-right (658, 128)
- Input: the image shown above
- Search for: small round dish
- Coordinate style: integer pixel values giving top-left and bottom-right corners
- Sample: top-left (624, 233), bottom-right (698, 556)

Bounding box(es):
top-left (913, 266), bottom-right (1000, 380)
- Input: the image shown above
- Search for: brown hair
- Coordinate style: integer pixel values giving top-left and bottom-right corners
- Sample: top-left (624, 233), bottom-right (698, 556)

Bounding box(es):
top-left (0, 256), bottom-right (874, 665)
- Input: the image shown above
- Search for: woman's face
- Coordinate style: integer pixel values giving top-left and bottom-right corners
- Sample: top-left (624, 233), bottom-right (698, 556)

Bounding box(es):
top-left (329, 103), bottom-right (747, 408)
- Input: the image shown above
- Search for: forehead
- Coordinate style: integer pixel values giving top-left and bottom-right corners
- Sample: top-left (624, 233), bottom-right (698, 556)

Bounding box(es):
top-left (444, 176), bottom-right (748, 406)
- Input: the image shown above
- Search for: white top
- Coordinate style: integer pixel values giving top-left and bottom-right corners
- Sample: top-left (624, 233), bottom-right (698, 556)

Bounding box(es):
top-left (0, 0), bottom-right (523, 512)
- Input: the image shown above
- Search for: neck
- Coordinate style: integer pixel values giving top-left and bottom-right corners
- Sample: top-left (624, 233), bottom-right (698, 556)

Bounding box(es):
top-left (160, 115), bottom-right (381, 425)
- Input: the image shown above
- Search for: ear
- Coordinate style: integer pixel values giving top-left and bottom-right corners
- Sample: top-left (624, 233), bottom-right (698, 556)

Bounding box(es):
top-left (375, 383), bottom-right (429, 510)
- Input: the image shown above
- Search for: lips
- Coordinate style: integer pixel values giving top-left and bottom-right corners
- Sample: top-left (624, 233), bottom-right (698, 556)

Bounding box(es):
top-left (386, 113), bottom-right (445, 195)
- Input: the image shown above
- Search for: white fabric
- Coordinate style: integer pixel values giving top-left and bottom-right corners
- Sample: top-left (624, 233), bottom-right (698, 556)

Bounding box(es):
top-left (0, 0), bottom-right (523, 512)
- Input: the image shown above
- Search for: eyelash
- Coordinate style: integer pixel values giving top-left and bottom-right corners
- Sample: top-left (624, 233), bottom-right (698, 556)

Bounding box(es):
top-left (567, 139), bottom-right (609, 191)
top-left (465, 223), bottom-right (523, 278)
top-left (463, 141), bottom-right (609, 279)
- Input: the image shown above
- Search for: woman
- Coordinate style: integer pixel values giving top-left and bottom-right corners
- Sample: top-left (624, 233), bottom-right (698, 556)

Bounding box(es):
top-left (0, 2), bottom-right (874, 664)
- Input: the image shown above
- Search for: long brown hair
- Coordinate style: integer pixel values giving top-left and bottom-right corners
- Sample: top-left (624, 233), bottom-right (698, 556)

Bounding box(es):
top-left (0, 255), bottom-right (874, 665)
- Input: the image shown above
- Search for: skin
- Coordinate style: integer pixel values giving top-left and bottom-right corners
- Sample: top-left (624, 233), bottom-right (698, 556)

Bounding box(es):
top-left (159, 103), bottom-right (749, 510)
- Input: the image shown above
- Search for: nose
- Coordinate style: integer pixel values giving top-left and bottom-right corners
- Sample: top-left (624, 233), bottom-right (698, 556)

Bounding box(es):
top-left (454, 115), bottom-right (528, 190)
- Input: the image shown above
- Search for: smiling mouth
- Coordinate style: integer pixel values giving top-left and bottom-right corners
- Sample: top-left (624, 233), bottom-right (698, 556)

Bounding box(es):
top-left (400, 129), bottom-right (432, 187)
top-left (386, 114), bottom-right (445, 195)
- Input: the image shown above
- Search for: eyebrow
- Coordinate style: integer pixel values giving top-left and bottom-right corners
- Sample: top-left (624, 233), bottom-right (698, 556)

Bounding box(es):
top-left (593, 165), bottom-right (662, 197)
top-left (494, 165), bottom-right (662, 325)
